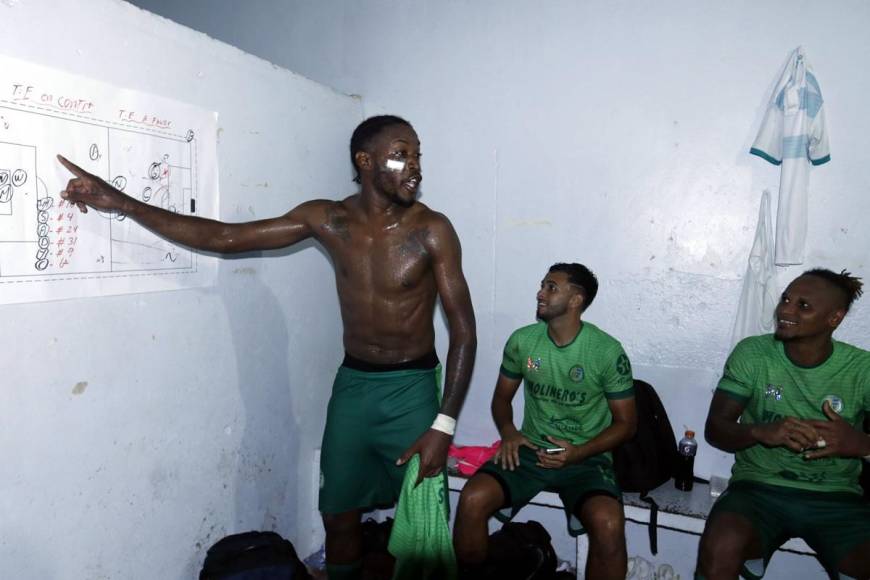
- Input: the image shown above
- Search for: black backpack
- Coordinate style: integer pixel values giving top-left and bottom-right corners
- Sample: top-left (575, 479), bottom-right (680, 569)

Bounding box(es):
top-left (613, 379), bottom-right (679, 493)
top-left (486, 521), bottom-right (558, 580)
top-left (360, 517), bottom-right (396, 580)
top-left (612, 379), bottom-right (680, 555)
top-left (199, 531), bottom-right (311, 580)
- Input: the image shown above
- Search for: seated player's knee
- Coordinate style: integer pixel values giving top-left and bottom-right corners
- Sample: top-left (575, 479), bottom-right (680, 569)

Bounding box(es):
top-left (581, 497), bottom-right (626, 551)
top-left (698, 518), bottom-right (752, 576)
top-left (587, 521), bottom-right (626, 557)
top-left (457, 480), bottom-right (502, 521)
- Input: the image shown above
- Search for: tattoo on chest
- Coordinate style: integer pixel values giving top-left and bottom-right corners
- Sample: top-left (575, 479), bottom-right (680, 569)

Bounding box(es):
top-left (400, 227), bottom-right (430, 258)
top-left (321, 207), bottom-right (351, 242)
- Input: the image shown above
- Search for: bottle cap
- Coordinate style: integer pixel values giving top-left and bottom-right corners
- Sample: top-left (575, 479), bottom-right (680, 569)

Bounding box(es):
top-left (686, 430), bottom-right (695, 438)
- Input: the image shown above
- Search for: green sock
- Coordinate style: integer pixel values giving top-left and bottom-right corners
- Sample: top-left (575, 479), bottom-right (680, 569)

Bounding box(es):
top-left (326, 560), bottom-right (362, 580)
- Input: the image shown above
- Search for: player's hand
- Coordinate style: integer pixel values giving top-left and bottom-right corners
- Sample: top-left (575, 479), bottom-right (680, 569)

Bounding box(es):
top-left (57, 154), bottom-right (128, 214)
top-left (494, 426), bottom-right (537, 471)
top-left (803, 401), bottom-right (870, 460)
top-left (750, 416), bottom-right (820, 453)
top-left (535, 435), bottom-right (580, 469)
top-left (396, 428), bottom-right (451, 487)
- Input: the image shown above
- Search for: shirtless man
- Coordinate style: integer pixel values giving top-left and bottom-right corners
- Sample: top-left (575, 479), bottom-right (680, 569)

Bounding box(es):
top-left (58, 115), bottom-right (477, 580)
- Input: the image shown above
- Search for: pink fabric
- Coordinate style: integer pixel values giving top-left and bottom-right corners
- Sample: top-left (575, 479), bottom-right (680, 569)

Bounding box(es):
top-left (448, 441), bottom-right (501, 477)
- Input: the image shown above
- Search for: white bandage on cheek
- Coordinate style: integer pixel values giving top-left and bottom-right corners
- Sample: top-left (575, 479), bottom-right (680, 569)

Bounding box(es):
top-left (431, 413), bottom-right (456, 436)
top-left (385, 159), bottom-right (405, 171)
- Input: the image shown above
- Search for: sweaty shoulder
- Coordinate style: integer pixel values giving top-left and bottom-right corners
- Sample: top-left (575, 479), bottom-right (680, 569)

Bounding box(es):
top-left (400, 203), bottom-right (460, 260)
top-left (287, 197), bottom-right (355, 240)
top-left (283, 198), bottom-right (338, 222)
top-left (411, 203), bottom-right (456, 235)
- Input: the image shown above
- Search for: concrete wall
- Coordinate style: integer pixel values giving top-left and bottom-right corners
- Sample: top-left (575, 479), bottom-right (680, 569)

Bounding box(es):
top-left (128, 2), bottom-right (870, 576)
top-left (298, 5), bottom-right (869, 574)
top-left (20, 0), bottom-right (870, 577)
top-left (0, 2), bottom-right (360, 578)
top-left (129, 0), bottom-right (870, 463)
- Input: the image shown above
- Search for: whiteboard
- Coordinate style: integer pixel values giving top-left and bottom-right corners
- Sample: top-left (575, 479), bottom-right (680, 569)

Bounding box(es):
top-left (0, 54), bottom-right (219, 304)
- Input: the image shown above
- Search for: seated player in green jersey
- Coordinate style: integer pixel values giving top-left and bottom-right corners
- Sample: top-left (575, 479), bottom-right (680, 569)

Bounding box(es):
top-left (697, 268), bottom-right (870, 580)
top-left (453, 263), bottom-right (637, 580)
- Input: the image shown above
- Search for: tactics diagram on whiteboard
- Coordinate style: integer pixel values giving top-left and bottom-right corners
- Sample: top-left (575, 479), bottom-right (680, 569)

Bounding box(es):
top-left (0, 54), bottom-right (218, 305)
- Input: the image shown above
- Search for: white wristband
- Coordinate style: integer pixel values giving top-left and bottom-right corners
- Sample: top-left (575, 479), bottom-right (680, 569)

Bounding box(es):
top-left (431, 413), bottom-right (456, 436)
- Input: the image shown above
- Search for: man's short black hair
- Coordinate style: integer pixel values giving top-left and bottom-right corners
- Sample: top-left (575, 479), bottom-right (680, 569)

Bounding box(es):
top-left (350, 115), bottom-right (412, 183)
top-left (802, 268), bottom-right (864, 312)
top-left (548, 263), bottom-right (598, 311)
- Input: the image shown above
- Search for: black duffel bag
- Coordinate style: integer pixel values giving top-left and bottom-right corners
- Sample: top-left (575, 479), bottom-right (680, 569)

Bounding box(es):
top-left (199, 530), bottom-right (311, 580)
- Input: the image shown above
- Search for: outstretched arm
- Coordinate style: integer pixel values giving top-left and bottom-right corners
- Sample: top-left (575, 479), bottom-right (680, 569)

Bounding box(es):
top-left (396, 213), bottom-right (476, 483)
top-left (58, 155), bottom-right (319, 253)
top-left (705, 390), bottom-right (820, 453)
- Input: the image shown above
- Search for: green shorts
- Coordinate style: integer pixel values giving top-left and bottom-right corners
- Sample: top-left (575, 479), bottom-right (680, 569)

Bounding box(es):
top-left (709, 480), bottom-right (870, 577)
top-left (318, 364), bottom-right (439, 514)
top-left (477, 445), bottom-right (621, 536)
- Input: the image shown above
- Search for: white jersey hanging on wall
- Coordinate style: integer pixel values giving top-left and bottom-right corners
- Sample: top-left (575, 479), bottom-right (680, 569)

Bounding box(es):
top-left (0, 54), bottom-right (219, 305)
top-left (750, 46), bottom-right (830, 266)
top-left (731, 190), bottom-right (777, 348)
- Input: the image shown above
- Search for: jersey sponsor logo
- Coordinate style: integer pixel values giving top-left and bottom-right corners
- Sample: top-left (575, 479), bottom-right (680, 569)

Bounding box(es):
top-left (528, 380), bottom-right (587, 406)
top-left (822, 394), bottom-right (843, 414)
top-left (616, 354), bottom-right (631, 376)
top-left (547, 414), bottom-right (582, 433)
top-left (764, 384), bottom-right (783, 401)
top-left (569, 365), bottom-right (585, 383)
top-left (527, 356), bottom-right (542, 372)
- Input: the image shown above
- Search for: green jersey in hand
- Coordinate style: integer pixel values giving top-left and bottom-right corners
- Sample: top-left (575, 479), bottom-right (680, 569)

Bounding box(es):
top-left (388, 454), bottom-right (457, 580)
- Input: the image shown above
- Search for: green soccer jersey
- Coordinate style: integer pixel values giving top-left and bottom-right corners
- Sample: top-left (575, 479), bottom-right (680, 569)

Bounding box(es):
top-left (500, 321), bottom-right (634, 450)
top-left (718, 334), bottom-right (870, 494)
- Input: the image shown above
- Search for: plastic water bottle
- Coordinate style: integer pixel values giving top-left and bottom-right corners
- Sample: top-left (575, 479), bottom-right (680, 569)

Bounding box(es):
top-left (674, 430), bottom-right (697, 491)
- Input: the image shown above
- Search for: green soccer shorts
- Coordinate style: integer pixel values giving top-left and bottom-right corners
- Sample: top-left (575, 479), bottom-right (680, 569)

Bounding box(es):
top-left (477, 445), bottom-right (622, 536)
top-left (708, 480), bottom-right (870, 577)
top-left (318, 365), bottom-right (439, 514)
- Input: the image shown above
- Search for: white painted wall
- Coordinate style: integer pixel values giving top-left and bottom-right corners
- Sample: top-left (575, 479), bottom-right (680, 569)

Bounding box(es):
top-left (282, 1), bottom-right (869, 572)
top-left (127, 0), bottom-right (870, 454)
top-left (43, 0), bottom-right (870, 577)
top-left (0, 2), bottom-right (361, 579)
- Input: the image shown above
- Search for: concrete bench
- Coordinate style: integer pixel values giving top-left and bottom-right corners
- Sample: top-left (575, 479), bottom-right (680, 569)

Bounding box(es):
top-left (447, 475), bottom-right (815, 579)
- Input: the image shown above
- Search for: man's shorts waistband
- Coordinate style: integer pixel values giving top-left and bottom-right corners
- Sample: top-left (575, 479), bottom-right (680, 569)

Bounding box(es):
top-left (341, 350), bottom-right (439, 373)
